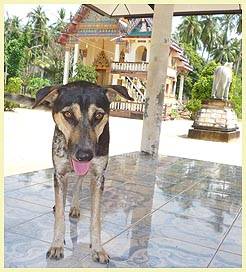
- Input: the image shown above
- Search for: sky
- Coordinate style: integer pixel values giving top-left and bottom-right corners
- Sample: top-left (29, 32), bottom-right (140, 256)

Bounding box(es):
top-left (4, 4), bottom-right (182, 33)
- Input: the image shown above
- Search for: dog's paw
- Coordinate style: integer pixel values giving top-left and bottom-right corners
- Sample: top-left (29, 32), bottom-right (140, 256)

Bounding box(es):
top-left (69, 207), bottom-right (80, 218)
top-left (46, 246), bottom-right (64, 260)
top-left (92, 248), bottom-right (110, 264)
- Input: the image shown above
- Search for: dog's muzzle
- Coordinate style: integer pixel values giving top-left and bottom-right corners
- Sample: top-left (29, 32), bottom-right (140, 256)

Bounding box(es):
top-left (70, 149), bottom-right (93, 176)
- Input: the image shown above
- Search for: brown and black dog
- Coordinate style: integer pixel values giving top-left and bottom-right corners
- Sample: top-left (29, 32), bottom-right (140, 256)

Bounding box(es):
top-left (5, 80), bottom-right (133, 263)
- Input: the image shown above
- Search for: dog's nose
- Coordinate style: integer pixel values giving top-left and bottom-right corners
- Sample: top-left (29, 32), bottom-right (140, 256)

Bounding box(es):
top-left (75, 149), bottom-right (93, 161)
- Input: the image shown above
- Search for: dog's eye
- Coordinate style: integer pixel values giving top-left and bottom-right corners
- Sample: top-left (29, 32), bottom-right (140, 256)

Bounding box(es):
top-left (63, 111), bottom-right (72, 118)
top-left (95, 112), bottom-right (104, 120)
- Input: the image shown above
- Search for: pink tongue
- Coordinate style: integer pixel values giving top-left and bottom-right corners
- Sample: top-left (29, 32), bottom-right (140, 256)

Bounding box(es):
top-left (71, 159), bottom-right (91, 176)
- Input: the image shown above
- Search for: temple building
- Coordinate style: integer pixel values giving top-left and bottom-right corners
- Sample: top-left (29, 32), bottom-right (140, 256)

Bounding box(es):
top-left (58, 5), bottom-right (192, 114)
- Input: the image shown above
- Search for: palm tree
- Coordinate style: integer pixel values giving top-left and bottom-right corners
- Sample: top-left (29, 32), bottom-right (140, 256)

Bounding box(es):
top-left (210, 36), bottom-right (240, 63)
top-left (210, 14), bottom-right (241, 70)
top-left (5, 16), bottom-right (22, 41)
top-left (177, 16), bottom-right (202, 50)
top-left (235, 14), bottom-right (242, 75)
top-left (27, 5), bottom-right (49, 49)
top-left (200, 15), bottom-right (219, 60)
top-left (51, 8), bottom-right (67, 37)
top-left (219, 14), bottom-right (236, 49)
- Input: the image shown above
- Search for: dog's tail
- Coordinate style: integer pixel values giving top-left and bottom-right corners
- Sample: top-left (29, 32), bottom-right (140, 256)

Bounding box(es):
top-left (4, 93), bottom-right (51, 111)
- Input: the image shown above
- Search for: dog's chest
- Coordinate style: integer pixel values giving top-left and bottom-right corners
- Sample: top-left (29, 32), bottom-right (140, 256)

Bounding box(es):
top-left (52, 127), bottom-right (72, 173)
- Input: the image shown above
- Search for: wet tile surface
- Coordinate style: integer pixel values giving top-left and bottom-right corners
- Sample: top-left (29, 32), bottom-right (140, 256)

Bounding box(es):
top-left (209, 251), bottom-right (242, 268)
top-left (4, 152), bottom-right (242, 268)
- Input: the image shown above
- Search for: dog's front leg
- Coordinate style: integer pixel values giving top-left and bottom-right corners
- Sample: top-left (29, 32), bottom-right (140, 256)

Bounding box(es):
top-left (90, 176), bottom-right (110, 264)
top-left (47, 172), bottom-right (65, 260)
top-left (69, 177), bottom-right (82, 218)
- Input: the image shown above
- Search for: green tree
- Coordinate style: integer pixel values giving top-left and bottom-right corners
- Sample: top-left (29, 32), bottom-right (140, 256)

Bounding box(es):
top-left (200, 15), bottom-right (219, 60)
top-left (210, 15), bottom-right (240, 64)
top-left (26, 77), bottom-right (51, 97)
top-left (177, 16), bottom-right (202, 50)
top-left (191, 61), bottom-right (219, 101)
top-left (230, 75), bottom-right (242, 118)
top-left (27, 5), bottom-right (49, 48)
top-left (211, 36), bottom-right (240, 63)
top-left (5, 39), bottom-right (25, 77)
top-left (180, 43), bottom-right (205, 98)
top-left (4, 77), bottom-right (23, 110)
top-left (52, 8), bottom-right (67, 34)
top-left (70, 63), bottom-right (98, 83)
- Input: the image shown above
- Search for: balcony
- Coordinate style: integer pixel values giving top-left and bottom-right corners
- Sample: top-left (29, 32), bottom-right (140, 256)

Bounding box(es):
top-left (111, 61), bottom-right (148, 73)
top-left (111, 61), bottom-right (177, 79)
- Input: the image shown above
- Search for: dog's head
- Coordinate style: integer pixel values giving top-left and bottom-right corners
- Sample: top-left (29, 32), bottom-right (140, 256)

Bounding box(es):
top-left (33, 80), bottom-right (133, 175)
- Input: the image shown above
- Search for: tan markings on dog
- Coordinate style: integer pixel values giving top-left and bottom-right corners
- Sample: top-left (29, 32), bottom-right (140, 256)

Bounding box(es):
top-left (94, 114), bottom-right (108, 142)
top-left (88, 104), bottom-right (103, 120)
top-left (53, 113), bottom-right (72, 143)
top-left (53, 104), bottom-right (82, 144)
top-left (88, 104), bottom-right (108, 142)
top-left (89, 127), bottom-right (97, 143)
top-left (72, 103), bottom-right (82, 120)
top-left (62, 103), bottom-right (82, 120)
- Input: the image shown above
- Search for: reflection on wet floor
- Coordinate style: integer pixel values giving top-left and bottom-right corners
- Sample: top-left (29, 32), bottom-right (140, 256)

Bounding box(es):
top-left (4, 152), bottom-right (242, 268)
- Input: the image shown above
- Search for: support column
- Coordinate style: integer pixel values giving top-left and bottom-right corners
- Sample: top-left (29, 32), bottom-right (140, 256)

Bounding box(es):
top-left (141, 4), bottom-right (174, 156)
top-left (125, 41), bottom-right (132, 62)
top-left (72, 43), bottom-right (79, 77)
top-left (114, 41), bottom-right (120, 62)
top-left (178, 74), bottom-right (184, 102)
top-left (172, 80), bottom-right (177, 96)
top-left (63, 48), bottom-right (70, 85)
top-left (146, 42), bottom-right (151, 63)
top-left (112, 41), bottom-right (120, 84)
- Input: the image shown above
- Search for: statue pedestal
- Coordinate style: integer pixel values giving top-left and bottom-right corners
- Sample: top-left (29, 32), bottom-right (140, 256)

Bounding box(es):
top-left (188, 99), bottom-right (240, 142)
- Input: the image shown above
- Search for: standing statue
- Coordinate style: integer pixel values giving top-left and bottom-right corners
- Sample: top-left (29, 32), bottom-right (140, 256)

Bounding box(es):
top-left (211, 62), bottom-right (233, 100)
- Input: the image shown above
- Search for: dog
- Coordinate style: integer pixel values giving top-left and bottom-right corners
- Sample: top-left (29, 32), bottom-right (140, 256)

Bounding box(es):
top-left (4, 80), bottom-right (133, 263)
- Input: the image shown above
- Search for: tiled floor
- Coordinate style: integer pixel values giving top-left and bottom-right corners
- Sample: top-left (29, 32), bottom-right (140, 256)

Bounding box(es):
top-left (4, 152), bottom-right (242, 268)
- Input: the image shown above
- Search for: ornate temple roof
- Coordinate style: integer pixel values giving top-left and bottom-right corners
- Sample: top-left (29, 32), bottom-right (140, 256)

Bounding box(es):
top-left (57, 5), bottom-right (125, 45)
top-left (57, 5), bottom-right (192, 72)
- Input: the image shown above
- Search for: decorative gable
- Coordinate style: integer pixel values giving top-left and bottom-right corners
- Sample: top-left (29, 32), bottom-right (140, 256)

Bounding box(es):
top-left (93, 50), bottom-right (110, 69)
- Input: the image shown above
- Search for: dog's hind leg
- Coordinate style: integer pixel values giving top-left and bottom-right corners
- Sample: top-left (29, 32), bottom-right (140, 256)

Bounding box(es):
top-left (69, 177), bottom-right (82, 218)
top-left (90, 175), bottom-right (110, 264)
top-left (46, 172), bottom-right (66, 260)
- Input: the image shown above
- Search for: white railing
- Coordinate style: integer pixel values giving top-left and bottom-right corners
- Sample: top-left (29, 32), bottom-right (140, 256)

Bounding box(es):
top-left (110, 101), bottom-right (170, 118)
top-left (124, 76), bottom-right (145, 103)
top-left (110, 101), bottom-right (145, 112)
top-left (112, 62), bottom-right (177, 79)
top-left (111, 61), bottom-right (148, 72)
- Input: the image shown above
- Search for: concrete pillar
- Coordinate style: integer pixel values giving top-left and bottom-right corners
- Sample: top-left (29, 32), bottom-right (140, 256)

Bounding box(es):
top-left (63, 48), bottom-right (70, 85)
top-left (178, 74), bottom-right (184, 102)
top-left (72, 43), bottom-right (79, 77)
top-left (146, 42), bottom-right (151, 62)
top-left (141, 4), bottom-right (174, 156)
top-left (125, 41), bottom-right (131, 62)
top-left (114, 42), bottom-right (120, 62)
top-left (173, 80), bottom-right (177, 95)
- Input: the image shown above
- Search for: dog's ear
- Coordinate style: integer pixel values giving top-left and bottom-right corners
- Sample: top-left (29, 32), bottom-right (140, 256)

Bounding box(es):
top-left (32, 85), bottom-right (60, 108)
top-left (104, 85), bottom-right (134, 103)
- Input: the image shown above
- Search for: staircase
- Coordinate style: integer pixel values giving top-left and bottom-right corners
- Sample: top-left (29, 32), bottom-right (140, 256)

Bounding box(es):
top-left (110, 76), bottom-right (171, 120)
top-left (123, 76), bottom-right (146, 102)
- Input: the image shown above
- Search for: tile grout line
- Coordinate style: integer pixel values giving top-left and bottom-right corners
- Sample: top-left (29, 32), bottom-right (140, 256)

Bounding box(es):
top-left (5, 229), bottom-right (73, 252)
top-left (5, 180), bottom-right (54, 193)
top-left (81, 181), bottom-right (204, 261)
top-left (206, 207), bottom-right (242, 268)
top-left (6, 211), bottom-right (53, 231)
top-left (5, 196), bottom-right (53, 208)
top-left (101, 180), bottom-right (201, 247)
